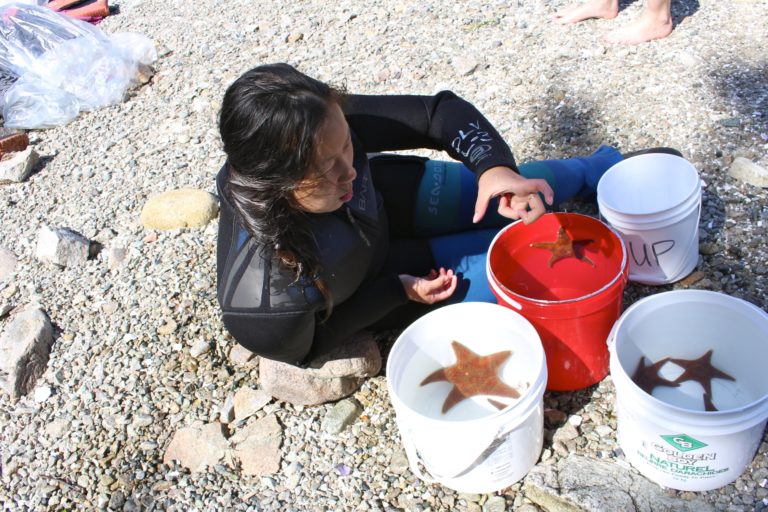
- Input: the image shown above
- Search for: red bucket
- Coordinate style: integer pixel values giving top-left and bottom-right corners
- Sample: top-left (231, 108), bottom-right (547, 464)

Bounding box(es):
top-left (487, 213), bottom-right (628, 391)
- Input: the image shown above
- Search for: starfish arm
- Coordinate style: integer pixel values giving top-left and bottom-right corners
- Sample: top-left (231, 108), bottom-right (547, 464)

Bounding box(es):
top-left (670, 350), bottom-right (735, 396)
top-left (451, 340), bottom-right (480, 361)
top-left (485, 381), bottom-right (521, 399)
top-left (580, 254), bottom-right (596, 267)
top-left (420, 368), bottom-right (448, 386)
top-left (487, 398), bottom-right (507, 410)
top-left (442, 386), bottom-right (468, 413)
top-left (703, 392), bottom-right (718, 412)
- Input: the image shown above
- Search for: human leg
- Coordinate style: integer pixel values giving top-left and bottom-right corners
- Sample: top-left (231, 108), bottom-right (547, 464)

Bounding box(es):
top-left (553, 0), bottom-right (619, 24)
top-left (604, 0), bottom-right (673, 44)
top-left (518, 145), bottom-right (624, 207)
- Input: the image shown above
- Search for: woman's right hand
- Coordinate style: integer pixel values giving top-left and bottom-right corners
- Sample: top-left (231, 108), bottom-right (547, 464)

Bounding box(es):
top-left (399, 268), bottom-right (458, 304)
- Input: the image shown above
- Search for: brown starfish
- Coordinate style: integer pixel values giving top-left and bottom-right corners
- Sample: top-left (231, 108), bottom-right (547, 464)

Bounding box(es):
top-left (670, 349), bottom-right (735, 397)
top-left (530, 226), bottom-right (595, 267)
top-left (631, 356), bottom-right (680, 395)
top-left (703, 392), bottom-right (718, 412)
top-left (420, 341), bottom-right (520, 414)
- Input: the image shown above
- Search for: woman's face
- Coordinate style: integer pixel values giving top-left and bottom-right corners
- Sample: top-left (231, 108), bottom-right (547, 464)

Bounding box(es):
top-left (292, 102), bottom-right (356, 213)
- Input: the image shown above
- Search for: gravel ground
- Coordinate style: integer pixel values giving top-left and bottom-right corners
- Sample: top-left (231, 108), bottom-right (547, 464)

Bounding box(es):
top-left (1, 0), bottom-right (767, 510)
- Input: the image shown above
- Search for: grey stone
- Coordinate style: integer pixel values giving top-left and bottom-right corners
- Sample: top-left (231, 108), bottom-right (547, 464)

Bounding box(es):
top-left (322, 398), bottom-right (363, 434)
top-left (0, 307), bottom-right (54, 401)
top-left (132, 414), bottom-right (154, 428)
top-left (552, 422), bottom-right (579, 444)
top-left (452, 56), bottom-right (479, 76)
top-left (230, 414), bottom-right (282, 476)
top-left (35, 225), bottom-right (90, 267)
top-left (482, 496), bottom-right (507, 512)
top-left (0, 247), bottom-right (17, 282)
top-left (109, 490), bottom-right (126, 510)
top-left (0, 146), bottom-right (39, 184)
top-left (718, 117), bottom-right (742, 127)
top-left (233, 387), bottom-right (271, 422)
top-left (388, 448), bottom-right (409, 475)
top-left (189, 339), bottom-right (210, 358)
top-left (229, 344), bottom-right (255, 365)
top-left (523, 454), bottom-right (716, 512)
top-left (219, 393), bottom-right (235, 424)
top-left (163, 421), bottom-right (229, 472)
top-left (107, 246), bottom-right (128, 270)
top-left (729, 157), bottom-right (768, 188)
top-left (259, 331), bottom-right (381, 405)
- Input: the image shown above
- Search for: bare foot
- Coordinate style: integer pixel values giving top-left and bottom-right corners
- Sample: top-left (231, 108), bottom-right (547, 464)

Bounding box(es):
top-left (553, 0), bottom-right (618, 24)
top-left (603, 11), bottom-right (673, 44)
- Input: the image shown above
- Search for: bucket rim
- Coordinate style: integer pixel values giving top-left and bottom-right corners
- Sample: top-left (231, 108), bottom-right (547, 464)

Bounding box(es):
top-left (597, 181), bottom-right (702, 227)
top-left (385, 302), bottom-right (548, 426)
top-left (609, 290), bottom-right (768, 416)
top-left (486, 213), bottom-right (628, 306)
top-left (597, 154), bottom-right (700, 215)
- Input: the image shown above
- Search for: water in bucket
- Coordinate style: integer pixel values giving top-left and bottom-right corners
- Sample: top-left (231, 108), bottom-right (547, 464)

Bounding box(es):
top-left (487, 212), bottom-right (628, 391)
top-left (609, 290), bottom-right (768, 491)
top-left (386, 302), bottom-right (547, 493)
top-left (597, 153), bottom-right (702, 285)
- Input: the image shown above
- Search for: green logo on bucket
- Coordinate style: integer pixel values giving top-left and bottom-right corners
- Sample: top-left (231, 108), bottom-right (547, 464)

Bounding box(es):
top-left (660, 434), bottom-right (708, 452)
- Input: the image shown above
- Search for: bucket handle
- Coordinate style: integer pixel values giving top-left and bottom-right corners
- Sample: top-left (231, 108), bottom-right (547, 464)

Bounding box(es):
top-left (400, 414), bottom-right (526, 483)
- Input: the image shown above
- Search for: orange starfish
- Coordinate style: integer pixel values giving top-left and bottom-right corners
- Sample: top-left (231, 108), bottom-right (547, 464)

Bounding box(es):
top-left (530, 226), bottom-right (595, 267)
top-left (670, 349), bottom-right (735, 397)
top-left (420, 340), bottom-right (520, 414)
top-left (631, 356), bottom-right (680, 395)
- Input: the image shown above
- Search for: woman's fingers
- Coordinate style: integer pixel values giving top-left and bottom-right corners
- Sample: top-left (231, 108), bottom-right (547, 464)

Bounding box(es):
top-left (518, 193), bottom-right (546, 224)
top-left (399, 269), bottom-right (458, 304)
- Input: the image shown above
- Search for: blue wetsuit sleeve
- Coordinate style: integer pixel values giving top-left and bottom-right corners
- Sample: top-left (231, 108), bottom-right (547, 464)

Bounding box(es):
top-left (343, 92), bottom-right (519, 178)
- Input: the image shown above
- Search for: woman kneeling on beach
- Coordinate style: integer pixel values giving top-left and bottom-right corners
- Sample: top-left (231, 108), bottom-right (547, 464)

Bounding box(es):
top-left (216, 63), bottom-right (637, 367)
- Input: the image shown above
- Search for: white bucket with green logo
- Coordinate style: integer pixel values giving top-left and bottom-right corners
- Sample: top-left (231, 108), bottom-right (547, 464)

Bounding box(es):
top-left (608, 290), bottom-right (768, 491)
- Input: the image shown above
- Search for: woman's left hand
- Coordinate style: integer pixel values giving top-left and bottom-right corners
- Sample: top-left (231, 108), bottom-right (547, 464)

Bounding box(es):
top-left (473, 166), bottom-right (554, 224)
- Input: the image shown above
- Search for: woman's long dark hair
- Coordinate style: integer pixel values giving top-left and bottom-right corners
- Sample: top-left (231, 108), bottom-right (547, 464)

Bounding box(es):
top-left (219, 63), bottom-right (346, 308)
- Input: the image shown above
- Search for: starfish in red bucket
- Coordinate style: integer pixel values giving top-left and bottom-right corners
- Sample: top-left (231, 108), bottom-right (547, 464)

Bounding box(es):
top-left (530, 226), bottom-right (595, 267)
top-left (670, 349), bottom-right (735, 398)
top-left (420, 341), bottom-right (520, 414)
top-left (631, 356), bottom-right (680, 395)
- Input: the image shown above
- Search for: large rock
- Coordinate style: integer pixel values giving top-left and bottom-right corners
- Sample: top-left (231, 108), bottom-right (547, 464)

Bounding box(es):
top-left (729, 157), bottom-right (768, 188)
top-left (230, 414), bottom-right (282, 476)
top-left (140, 189), bottom-right (219, 230)
top-left (259, 331), bottom-right (381, 406)
top-left (0, 247), bottom-right (18, 281)
top-left (163, 421), bottom-right (229, 472)
top-left (0, 146), bottom-right (38, 184)
top-left (523, 454), bottom-right (715, 512)
top-left (0, 307), bottom-right (54, 401)
top-left (35, 226), bottom-right (90, 267)
top-left (233, 387), bottom-right (272, 422)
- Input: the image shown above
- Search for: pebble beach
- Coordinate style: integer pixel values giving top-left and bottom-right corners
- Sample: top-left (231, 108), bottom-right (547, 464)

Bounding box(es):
top-left (1, 0), bottom-right (767, 510)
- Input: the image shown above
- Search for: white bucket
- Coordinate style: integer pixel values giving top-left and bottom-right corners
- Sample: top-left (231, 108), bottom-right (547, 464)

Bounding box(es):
top-left (597, 153), bottom-right (702, 285)
top-left (608, 290), bottom-right (768, 491)
top-left (386, 302), bottom-right (547, 493)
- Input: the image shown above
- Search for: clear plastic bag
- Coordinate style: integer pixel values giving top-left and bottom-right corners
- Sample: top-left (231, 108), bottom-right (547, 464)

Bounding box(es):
top-left (2, 76), bottom-right (79, 128)
top-left (0, 3), bottom-right (156, 128)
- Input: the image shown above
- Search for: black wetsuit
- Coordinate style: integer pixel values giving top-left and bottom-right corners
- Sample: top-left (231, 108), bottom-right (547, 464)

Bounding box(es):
top-left (216, 92), bottom-right (520, 366)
